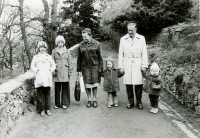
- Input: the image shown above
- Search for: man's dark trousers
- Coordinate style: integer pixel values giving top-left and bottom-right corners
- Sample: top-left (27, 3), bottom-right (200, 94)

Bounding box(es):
top-left (126, 84), bottom-right (143, 105)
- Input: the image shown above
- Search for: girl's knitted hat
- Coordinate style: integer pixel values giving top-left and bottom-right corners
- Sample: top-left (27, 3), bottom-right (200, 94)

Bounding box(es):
top-left (150, 62), bottom-right (160, 72)
top-left (55, 35), bottom-right (66, 45)
top-left (37, 41), bottom-right (48, 49)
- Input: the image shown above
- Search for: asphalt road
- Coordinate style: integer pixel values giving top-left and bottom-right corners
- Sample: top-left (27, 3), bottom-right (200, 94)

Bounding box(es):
top-left (7, 42), bottom-right (188, 138)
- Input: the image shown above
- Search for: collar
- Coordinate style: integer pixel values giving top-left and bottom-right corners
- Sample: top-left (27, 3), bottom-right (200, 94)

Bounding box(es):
top-left (124, 33), bottom-right (140, 40)
top-left (54, 46), bottom-right (67, 53)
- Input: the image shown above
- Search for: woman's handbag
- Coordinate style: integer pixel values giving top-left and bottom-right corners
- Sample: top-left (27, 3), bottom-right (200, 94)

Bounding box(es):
top-left (74, 77), bottom-right (81, 101)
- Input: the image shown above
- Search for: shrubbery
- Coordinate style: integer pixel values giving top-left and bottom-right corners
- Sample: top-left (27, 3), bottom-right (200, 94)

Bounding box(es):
top-left (107, 0), bottom-right (193, 41)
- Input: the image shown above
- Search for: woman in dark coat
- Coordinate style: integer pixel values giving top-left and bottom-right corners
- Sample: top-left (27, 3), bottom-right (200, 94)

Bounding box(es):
top-left (77, 28), bottom-right (103, 108)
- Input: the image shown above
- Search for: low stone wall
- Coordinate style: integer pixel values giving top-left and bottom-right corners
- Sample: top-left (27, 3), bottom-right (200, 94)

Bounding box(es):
top-left (0, 71), bottom-right (36, 138)
top-left (160, 63), bottom-right (200, 114)
top-left (0, 44), bottom-right (79, 138)
top-left (149, 48), bottom-right (200, 115)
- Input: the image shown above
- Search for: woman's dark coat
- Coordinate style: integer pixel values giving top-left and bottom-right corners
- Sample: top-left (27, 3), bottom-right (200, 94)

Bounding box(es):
top-left (77, 38), bottom-right (103, 84)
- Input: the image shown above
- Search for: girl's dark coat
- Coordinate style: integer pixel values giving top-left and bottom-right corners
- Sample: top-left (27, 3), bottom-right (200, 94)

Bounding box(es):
top-left (101, 69), bottom-right (124, 92)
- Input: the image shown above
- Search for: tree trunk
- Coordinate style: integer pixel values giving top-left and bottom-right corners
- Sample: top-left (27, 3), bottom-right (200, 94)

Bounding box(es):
top-left (0, 0), bottom-right (5, 18)
top-left (51, 0), bottom-right (58, 51)
top-left (18, 0), bottom-right (32, 67)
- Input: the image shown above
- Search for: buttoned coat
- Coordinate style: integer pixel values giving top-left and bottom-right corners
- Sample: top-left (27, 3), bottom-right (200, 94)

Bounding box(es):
top-left (77, 39), bottom-right (103, 84)
top-left (142, 71), bottom-right (162, 96)
top-left (31, 53), bottom-right (56, 88)
top-left (52, 47), bottom-right (72, 82)
top-left (118, 33), bottom-right (148, 84)
top-left (101, 68), bottom-right (124, 92)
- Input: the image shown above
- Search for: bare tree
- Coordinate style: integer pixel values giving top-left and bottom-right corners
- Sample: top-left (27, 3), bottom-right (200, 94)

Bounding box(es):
top-left (0, 0), bottom-right (5, 18)
top-left (18, 0), bottom-right (32, 67)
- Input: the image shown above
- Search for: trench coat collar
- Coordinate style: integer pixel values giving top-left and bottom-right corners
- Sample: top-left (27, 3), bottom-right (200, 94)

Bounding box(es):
top-left (124, 33), bottom-right (140, 43)
top-left (54, 46), bottom-right (68, 55)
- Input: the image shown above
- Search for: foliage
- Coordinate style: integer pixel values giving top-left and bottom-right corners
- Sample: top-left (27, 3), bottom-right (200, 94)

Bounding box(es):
top-left (100, 25), bottom-right (121, 51)
top-left (61, 0), bottom-right (100, 33)
top-left (103, 0), bottom-right (193, 41)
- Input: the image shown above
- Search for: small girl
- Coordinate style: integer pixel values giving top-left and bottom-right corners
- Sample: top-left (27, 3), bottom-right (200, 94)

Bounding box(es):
top-left (101, 56), bottom-right (124, 108)
top-left (141, 62), bottom-right (162, 114)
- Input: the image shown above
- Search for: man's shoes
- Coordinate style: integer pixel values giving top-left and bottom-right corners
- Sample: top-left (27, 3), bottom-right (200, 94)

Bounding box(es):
top-left (137, 103), bottom-right (143, 109)
top-left (87, 101), bottom-right (91, 108)
top-left (40, 110), bottom-right (45, 117)
top-left (46, 110), bottom-right (52, 116)
top-left (93, 101), bottom-right (97, 108)
top-left (150, 108), bottom-right (155, 113)
top-left (114, 103), bottom-right (118, 107)
top-left (126, 103), bottom-right (134, 109)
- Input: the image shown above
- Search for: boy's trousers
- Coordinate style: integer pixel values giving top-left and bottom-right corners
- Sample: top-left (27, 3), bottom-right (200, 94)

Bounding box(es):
top-left (55, 82), bottom-right (70, 107)
top-left (36, 87), bottom-right (51, 111)
top-left (149, 94), bottom-right (159, 108)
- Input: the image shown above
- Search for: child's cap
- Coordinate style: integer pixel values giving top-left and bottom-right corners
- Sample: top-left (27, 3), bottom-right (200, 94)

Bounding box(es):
top-left (37, 41), bottom-right (48, 49)
top-left (55, 35), bottom-right (66, 45)
top-left (150, 62), bottom-right (160, 72)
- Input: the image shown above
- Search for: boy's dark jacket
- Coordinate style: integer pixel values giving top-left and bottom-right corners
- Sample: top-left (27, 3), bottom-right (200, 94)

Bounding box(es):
top-left (100, 68), bottom-right (124, 92)
top-left (142, 70), bottom-right (162, 96)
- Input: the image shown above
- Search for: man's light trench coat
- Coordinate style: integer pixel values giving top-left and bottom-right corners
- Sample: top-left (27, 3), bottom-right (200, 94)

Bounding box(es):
top-left (118, 33), bottom-right (148, 85)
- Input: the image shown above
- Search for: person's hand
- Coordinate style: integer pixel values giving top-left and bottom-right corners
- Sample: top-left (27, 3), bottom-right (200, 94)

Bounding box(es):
top-left (119, 68), bottom-right (124, 74)
top-left (78, 72), bottom-right (82, 77)
top-left (141, 67), bottom-right (147, 72)
top-left (153, 85), bottom-right (158, 89)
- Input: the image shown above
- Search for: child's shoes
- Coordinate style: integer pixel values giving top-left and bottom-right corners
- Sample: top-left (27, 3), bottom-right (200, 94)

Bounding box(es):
top-left (150, 108), bottom-right (154, 113)
top-left (107, 105), bottom-right (111, 108)
top-left (54, 106), bottom-right (59, 109)
top-left (40, 110), bottom-right (45, 117)
top-left (46, 110), bottom-right (52, 116)
top-left (153, 108), bottom-right (158, 114)
top-left (114, 103), bottom-right (118, 107)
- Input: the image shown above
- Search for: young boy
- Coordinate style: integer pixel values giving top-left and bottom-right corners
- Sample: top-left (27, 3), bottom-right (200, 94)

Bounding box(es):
top-left (142, 62), bottom-right (162, 114)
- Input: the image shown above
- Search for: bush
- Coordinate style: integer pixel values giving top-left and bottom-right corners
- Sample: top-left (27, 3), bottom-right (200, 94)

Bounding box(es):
top-left (100, 25), bottom-right (121, 51)
top-left (108, 0), bottom-right (193, 42)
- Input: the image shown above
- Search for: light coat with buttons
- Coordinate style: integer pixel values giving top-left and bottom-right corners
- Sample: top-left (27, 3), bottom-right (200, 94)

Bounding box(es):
top-left (52, 46), bottom-right (72, 82)
top-left (118, 33), bottom-right (148, 84)
top-left (31, 53), bottom-right (56, 88)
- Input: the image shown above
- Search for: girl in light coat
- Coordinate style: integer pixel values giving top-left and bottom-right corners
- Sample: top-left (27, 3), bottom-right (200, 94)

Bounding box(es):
top-left (31, 41), bottom-right (56, 117)
top-left (52, 35), bottom-right (72, 109)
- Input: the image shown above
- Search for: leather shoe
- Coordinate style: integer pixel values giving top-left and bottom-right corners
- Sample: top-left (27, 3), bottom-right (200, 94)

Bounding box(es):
top-left (93, 101), bottom-right (97, 108)
top-left (126, 103), bottom-right (134, 109)
top-left (87, 101), bottom-right (91, 108)
top-left (137, 103), bottom-right (143, 109)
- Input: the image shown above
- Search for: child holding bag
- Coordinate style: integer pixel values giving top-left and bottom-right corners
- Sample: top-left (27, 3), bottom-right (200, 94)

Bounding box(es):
top-left (101, 56), bottom-right (124, 108)
top-left (141, 62), bottom-right (162, 114)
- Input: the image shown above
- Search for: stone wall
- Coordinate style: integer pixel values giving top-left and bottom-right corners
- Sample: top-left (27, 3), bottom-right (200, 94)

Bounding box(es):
top-left (0, 71), bottom-right (36, 138)
top-left (0, 44), bottom-right (79, 138)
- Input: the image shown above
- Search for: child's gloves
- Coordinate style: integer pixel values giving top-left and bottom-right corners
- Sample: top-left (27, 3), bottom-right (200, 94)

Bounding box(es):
top-left (153, 85), bottom-right (161, 89)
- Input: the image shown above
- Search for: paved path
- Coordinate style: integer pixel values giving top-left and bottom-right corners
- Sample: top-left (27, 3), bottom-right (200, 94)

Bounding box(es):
top-left (7, 42), bottom-right (188, 138)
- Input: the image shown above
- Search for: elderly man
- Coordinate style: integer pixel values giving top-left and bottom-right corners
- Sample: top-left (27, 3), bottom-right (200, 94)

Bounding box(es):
top-left (77, 28), bottom-right (103, 108)
top-left (118, 22), bottom-right (148, 109)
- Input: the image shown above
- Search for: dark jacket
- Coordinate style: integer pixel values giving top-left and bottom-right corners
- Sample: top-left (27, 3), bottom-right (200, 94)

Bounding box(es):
top-left (142, 70), bottom-right (162, 96)
top-left (77, 39), bottom-right (103, 84)
top-left (101, 68), bottom-right (124, 92)
top-left (52, 47), bottom-right (72, 82)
